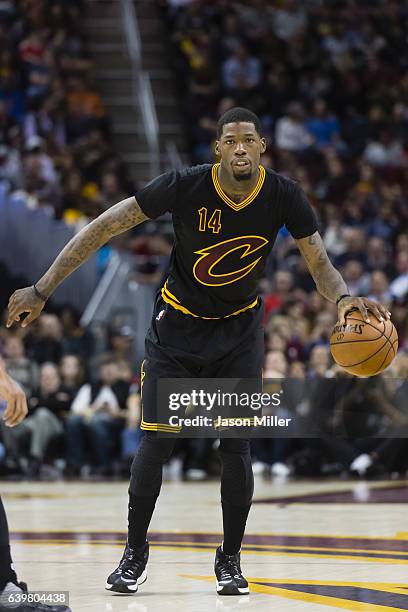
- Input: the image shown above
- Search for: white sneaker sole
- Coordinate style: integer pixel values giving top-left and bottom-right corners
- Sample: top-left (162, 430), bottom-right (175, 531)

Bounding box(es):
top-left (216, 579), bottom-right (249, 595)
top-left (105, 569), bottom-right (147, 594)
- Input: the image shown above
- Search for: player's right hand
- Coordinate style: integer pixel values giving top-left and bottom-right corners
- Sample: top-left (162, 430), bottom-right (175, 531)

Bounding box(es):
top-left (0, 366), bottom-right (28, 427)
top-left (6, 286), bottom-right (45, 328)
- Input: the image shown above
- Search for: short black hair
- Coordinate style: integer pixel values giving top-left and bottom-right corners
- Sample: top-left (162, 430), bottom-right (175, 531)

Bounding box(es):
top-left (217, 107), bottom-right (262, 139)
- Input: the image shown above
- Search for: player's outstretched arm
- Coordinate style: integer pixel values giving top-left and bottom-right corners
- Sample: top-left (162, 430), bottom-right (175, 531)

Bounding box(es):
top-left (0, 357), bottom-right (28, 426)
top-left (7, 197), bottom-right (148, 328)
top-left (296, 231), bottom-right (390, 325)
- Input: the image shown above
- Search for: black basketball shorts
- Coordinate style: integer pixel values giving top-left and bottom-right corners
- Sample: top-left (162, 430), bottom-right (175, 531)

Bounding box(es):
top-left (140, 294), bottom-right (264, 433)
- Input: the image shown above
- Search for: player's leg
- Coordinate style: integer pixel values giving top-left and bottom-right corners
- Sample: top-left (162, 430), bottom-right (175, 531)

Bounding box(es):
top-left (105, 354), bottom-right (179, 595)
top-left (106, 300), bottom-right (191, 594)
top-left (213, 307), bottom-right (264, 595)
top-left (214, 437), bottom-right (253, 595)
top-left (0, 495), bottom-right (17, 591)
top-left (105, 431), bottom-right (177, 594)
top-left (218, 437), bottom-right (254, 555)
top-left (0, 495), bottom-right (71, 611)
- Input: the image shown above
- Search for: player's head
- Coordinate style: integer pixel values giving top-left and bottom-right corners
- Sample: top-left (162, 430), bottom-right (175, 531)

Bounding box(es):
top-left (215, 107), bottom-right (266, 181)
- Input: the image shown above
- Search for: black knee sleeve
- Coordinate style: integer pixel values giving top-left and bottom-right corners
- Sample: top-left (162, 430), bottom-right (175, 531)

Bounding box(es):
top-left (218, 438), bottom-right (254, 507)
top-left (129, 432), bottom-right (177, 497)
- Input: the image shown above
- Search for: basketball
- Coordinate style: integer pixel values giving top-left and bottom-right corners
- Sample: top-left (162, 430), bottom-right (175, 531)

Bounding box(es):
top-left (330, 309), bottom-right (398, 377)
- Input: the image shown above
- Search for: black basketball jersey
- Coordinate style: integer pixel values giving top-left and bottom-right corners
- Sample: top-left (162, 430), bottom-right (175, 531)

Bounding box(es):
top-left (136, 164), bottom-right (318, 319)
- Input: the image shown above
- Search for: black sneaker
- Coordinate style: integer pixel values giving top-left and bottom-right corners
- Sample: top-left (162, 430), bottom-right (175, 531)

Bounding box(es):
top-left (0, 581), bottom-right (71, 611)
top-left (214, 546), bottom-right (249, 595)
top-left (105, 541), bottom-right (149, 594)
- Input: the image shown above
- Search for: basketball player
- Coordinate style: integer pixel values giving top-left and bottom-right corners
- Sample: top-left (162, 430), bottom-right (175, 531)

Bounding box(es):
top-left (6, 108), bottom-right (389, 596)
top-left (0, 358), bottom-right (71, 611)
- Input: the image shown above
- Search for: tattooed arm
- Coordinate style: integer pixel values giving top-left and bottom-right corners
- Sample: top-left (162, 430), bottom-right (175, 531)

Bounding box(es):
top-left (7, 197), bottom-right (148, 327)
top-left (296, 231), bottom-right (390, 324)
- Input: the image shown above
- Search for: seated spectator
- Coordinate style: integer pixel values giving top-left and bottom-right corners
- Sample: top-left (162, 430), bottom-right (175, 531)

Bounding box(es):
top-left (272, 0), bottom-right (307, 41)
top-left (265, 331), bottom-right (287, 353)
top-left (264, 270), bottom-right (295, 320)
top-left (66, 76), bottom-right (107, 143)
top-left (367, 270), bottom-right (392, 306)
top-left (253, 350), bottom-right (291, 476)
top-left (4, 362), bottom-right (72, 476)
top-left (275, 102), bottom-right (313, 153)
top-left (337, 228), bottom-right (367, 266)
top-left (396, 233), bottom-right (408, 253)
top-left (289, 361), bottom-right (306, 378)
top-left (59, 305), bottom-right (94, 360)
top-left (65, 357), bottom-right (129, 476)
top-left (264, 350), bottom-right (288, 378)
top-left (341, 260), bottom-right (370, 297)
top-left (390, 251), bottom-right (408, 302)
top-left (306, 99), bottom-right (341, 150)
top-left (4, 335), bottom-right (38, 396)
top-left (23, 135), bottom-right (58, 186)
top-left (0, 142), bottom-right (22, 189)
top-left (108, 326), bottom-right (135, 366)
top-left (120, 378), bottom-right (142, 472)
top-left (100, 171), bottom-right (127, 206)
top-left (26, 314), bottom-right (63, 364)
top-left (321, 22), bottom-right (351, 69)
top-left (221, 44), bottom-right (262, 102)
top-left (217, 12), bottom-right (242, 60)
top-left (323, 212), bottom-right (347, 258)
top-left (307, 345), bottom-right (331, 378)
top-left (19, 29), bottom-right (53, 101)
top-left (363, 129), bottom-right (406, 168)
top-left (365, 237), bottom-right (394, 277)
top-left (59, 354), bottom-right (84, 396)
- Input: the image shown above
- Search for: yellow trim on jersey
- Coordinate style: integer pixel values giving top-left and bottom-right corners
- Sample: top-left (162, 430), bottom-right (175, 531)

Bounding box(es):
top-left (211, 163), bottom-right (265, 211)
top-left (139, 359), bottom-right (182, 432)
top-left (140, 421), bottom-right (182, 433)
top-left (161, 281), bottom-right (258, 319)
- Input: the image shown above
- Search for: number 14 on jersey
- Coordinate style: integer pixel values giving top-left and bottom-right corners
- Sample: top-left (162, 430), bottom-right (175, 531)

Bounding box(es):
top-left (198, 207), bottom-right (222, 234)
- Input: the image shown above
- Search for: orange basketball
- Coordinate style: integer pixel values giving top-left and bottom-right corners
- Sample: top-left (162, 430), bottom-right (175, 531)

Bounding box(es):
top-left (330, 309), bottom-right (398, 377)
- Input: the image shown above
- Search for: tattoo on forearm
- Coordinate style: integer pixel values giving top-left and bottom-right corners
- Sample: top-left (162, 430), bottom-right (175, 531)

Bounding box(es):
top-left (297, 231), bottom-right (348, 302)
top-left (37, 197), bottom-right (148, 297)
top-left (311, 260), bottom-right (348, 302)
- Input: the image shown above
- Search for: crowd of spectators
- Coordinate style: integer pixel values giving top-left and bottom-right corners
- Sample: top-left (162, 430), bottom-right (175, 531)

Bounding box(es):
top-left (1, 304), bottom-right (408, 482)
top-left (0, 311), bottom-right (143, 478)
top-left (0, 0), bottom-right (407, 482)
top-left (0, 0), bottom-right (134, 227)
top-left (161, 0), bottom-right (408, 340)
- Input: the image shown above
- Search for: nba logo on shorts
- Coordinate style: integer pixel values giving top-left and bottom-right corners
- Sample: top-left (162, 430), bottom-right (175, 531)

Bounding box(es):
top-left (156, 309), bottom-right (165, 321)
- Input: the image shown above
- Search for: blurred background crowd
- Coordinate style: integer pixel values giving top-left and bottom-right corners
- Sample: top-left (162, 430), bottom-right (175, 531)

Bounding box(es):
top-left (0, 0), bottom-right (134, 225)
top-left (0, 0), bottom-right (407, 483)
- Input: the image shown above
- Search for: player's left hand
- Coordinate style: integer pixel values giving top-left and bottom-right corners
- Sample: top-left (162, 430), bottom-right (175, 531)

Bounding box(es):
top-left (337, 296), bottom-right (391, 326)
top-left (0, 366), bottom-right (28, 427)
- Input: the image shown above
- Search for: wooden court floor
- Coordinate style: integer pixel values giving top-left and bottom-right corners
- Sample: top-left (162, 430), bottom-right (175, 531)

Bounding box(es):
top-left (2, 477), bottom-right (408, 611)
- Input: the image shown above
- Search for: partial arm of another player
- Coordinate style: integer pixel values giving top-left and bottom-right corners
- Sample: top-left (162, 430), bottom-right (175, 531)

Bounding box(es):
top-left (0, 358), bottom-right (28, 426)
top-left (7, 197), bottom-right (149, 328)
top-left (296, 231), bottom-right (390, 325)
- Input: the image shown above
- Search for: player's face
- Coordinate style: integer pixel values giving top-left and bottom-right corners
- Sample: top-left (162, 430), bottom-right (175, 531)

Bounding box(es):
top-left (215, 122), bottom-right (266, 181)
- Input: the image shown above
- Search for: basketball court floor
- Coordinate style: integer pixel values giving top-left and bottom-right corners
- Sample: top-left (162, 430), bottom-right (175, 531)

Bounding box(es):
top-left (2, 476), bottom-right (408, 611)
